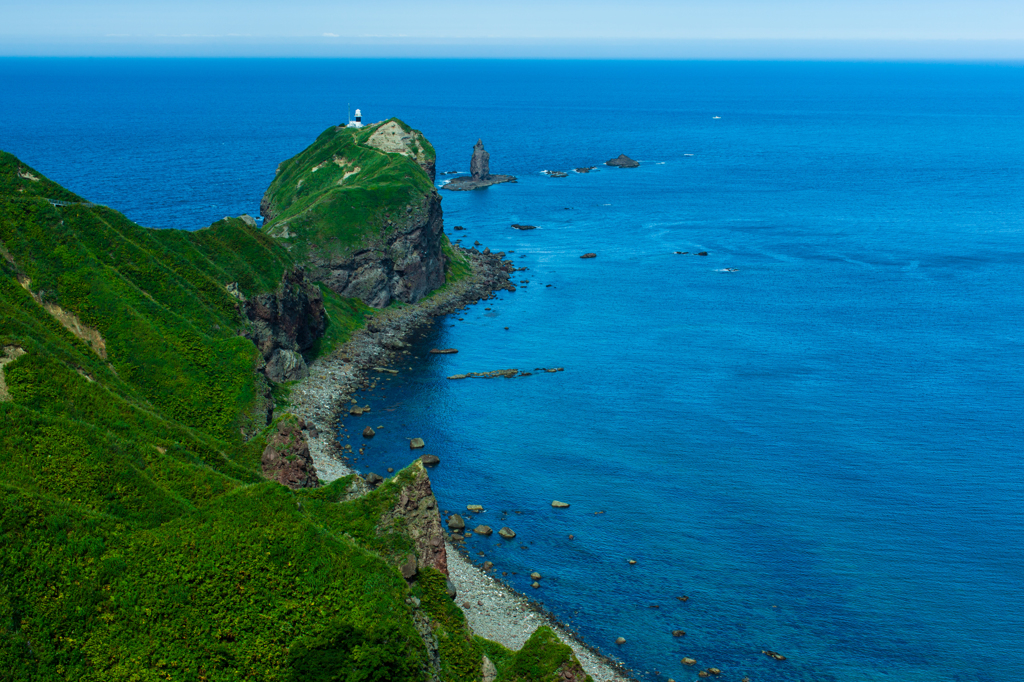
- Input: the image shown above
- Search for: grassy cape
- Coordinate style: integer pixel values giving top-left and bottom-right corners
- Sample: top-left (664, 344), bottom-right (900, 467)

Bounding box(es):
top-left (0, 121), bottom-right (592, 681)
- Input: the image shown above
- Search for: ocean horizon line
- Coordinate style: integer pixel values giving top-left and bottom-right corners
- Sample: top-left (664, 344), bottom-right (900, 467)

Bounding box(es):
top-left (2, 37), bottom-right (1024, 62)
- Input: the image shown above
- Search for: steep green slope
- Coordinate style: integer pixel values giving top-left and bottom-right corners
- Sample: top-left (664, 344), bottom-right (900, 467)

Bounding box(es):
top-left (0, 150), bottom-right (591, 681)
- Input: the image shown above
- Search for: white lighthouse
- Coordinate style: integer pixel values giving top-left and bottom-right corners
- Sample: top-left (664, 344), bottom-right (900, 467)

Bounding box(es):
top-left (346, 107), bottom-right (363, 128)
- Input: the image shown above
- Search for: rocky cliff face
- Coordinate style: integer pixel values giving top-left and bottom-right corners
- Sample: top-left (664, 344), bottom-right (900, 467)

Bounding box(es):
top-left (305, 190), bottom-right (446, 309)
top-left (378, 461), bottom-right (448, 578)
top-left (239, 267), bottom-right (325, 383)
top-left (260, 119), bottom-right (446, 310)
top-left (261, 416), bottom-right (320, 488)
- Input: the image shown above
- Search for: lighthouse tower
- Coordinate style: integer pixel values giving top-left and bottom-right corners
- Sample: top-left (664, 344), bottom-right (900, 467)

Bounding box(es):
top-left (347, 108), bottom-right (363, 129)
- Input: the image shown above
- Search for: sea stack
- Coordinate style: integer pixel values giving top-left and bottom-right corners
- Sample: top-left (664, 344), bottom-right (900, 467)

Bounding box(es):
top-left (442, 139), bottom-right (516, 191)
top-left (471, 139), bottom-right (489, 180)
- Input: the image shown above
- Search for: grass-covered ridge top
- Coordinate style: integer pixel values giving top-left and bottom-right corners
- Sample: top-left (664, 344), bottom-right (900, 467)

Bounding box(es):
top-left (261, 118), bottom-right (437, 262)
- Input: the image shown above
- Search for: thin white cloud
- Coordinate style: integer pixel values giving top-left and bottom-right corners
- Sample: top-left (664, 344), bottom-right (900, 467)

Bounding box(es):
top-left (323, 33), bottom-right (339, 37)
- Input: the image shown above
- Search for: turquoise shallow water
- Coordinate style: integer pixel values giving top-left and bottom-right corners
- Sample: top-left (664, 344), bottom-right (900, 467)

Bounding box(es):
top-left (2, 58), bottom-right (1023, 682)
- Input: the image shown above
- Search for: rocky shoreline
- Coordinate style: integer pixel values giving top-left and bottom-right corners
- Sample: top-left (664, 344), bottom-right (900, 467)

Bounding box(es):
top-left (284, 243), bottom-right (635, 682)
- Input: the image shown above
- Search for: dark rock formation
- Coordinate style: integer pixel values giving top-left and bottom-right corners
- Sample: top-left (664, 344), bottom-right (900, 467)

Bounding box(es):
top-left (261, 418), bottom-right (319, 488)
top-left (306, 192), bottom-right (447, 309)
top-left (580, 253), bottom-right (597, 259)
top-left (378, 461), bottom-right (448, 577)
top-left (442, 139), bottom-right (516, 191)
top-left (242, 267), bottom-right (325, 383)
top-left (470, 139), bottom-right (489, 180)
top-left (606, 154), bottom-right (640, 168)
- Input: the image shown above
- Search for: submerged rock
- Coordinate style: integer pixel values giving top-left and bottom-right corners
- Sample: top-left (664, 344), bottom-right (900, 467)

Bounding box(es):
top-left (410, 437), bottom-right (425, 449)
top-left (580, 253), bottom-right (597, 259)
top-left (498, 527), bottom-right (516, 539)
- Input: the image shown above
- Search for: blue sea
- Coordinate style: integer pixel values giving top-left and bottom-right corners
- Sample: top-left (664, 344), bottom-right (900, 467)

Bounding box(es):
top-left (2, 58), bottom-right (1022, 682)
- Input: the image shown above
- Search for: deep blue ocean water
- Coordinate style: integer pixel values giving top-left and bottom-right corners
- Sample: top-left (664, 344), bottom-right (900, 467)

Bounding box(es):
top-left (2, 58), bottom-right (1023, 682)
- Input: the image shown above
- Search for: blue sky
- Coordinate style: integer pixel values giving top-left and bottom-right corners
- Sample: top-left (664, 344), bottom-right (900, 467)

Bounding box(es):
top-left (2, 0), bottom-right (1023, 58)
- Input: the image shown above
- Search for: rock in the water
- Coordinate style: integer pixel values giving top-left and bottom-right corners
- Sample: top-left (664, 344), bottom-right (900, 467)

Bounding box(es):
top-left (498, 527), bottom-right (516, 539)
top-left (708, 668), bottom-right (722, 676)
top-left (474, 525), bottom-right (493, 536)
top-left (615, 637), bottom-right (626, 645)
top-left (628, 559), bottom-right (637, 565)
top-left (430, 348), bottom-right (459, 354)
top-left (350, 405), bottom-right (364, 416)
top-left (483, 561), bottom-right (494, 571)
top-left (531, 581), bottom-right (540, 589)
top-left (682, 658), bottom-right (697, 666)
top-left (530, 572), bottom-right (542, 580)
top-left (420, 454), bottom-right (440, 466)
top-left (551, 500), bottom-right (570, 508)
top-left (606, 154), bottom-right (639, 168)
top-left (442, 139), bottom-right (516, 190)
top-left (365, 472), bottom-right (384, 486)
top-left (447, 514), bottom-right (466, 531)
top-left (580, 253), bottom-right (597, 259)
top-left (673, 630), bottom-right (687, 637)
top-left (467, 504), bottom-right (484, 512)
top-left (470, 139), bottom-right (490, 180)
top-left (410, 437), bottom-right (425, 449)
top-left (447, 374), bottom-right (467, 380)
top-left (362, 426), bottom-right (375, 438)
top-left (511, 223), bottom-right (538, 230)
top-left (698, 251), bottom-right (708, 256)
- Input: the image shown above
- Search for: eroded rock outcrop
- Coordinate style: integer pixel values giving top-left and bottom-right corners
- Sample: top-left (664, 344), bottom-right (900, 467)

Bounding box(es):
top-left (442, 139), bottom-right (516, 191)
top-left (470, 139), bottom-right (489, 180)
top-left (378, 460), bottom-right (448, 577)
top-left (261, 417), bottom-right (319, 488)
top-left (241, 267), bottom-right (325, 383)
top-left (606, 153), bottom-right (640, 168)
top-left (310, 191), bottom-right (446, 308)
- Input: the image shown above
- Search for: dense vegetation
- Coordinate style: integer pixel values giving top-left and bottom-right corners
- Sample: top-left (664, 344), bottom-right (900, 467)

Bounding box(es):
top-left (0, 145), bottom-right (590, 680)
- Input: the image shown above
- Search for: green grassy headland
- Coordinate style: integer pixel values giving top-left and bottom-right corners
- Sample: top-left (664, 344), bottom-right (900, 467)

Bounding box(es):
top-left (0, 129), bottom-right (590, 681)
